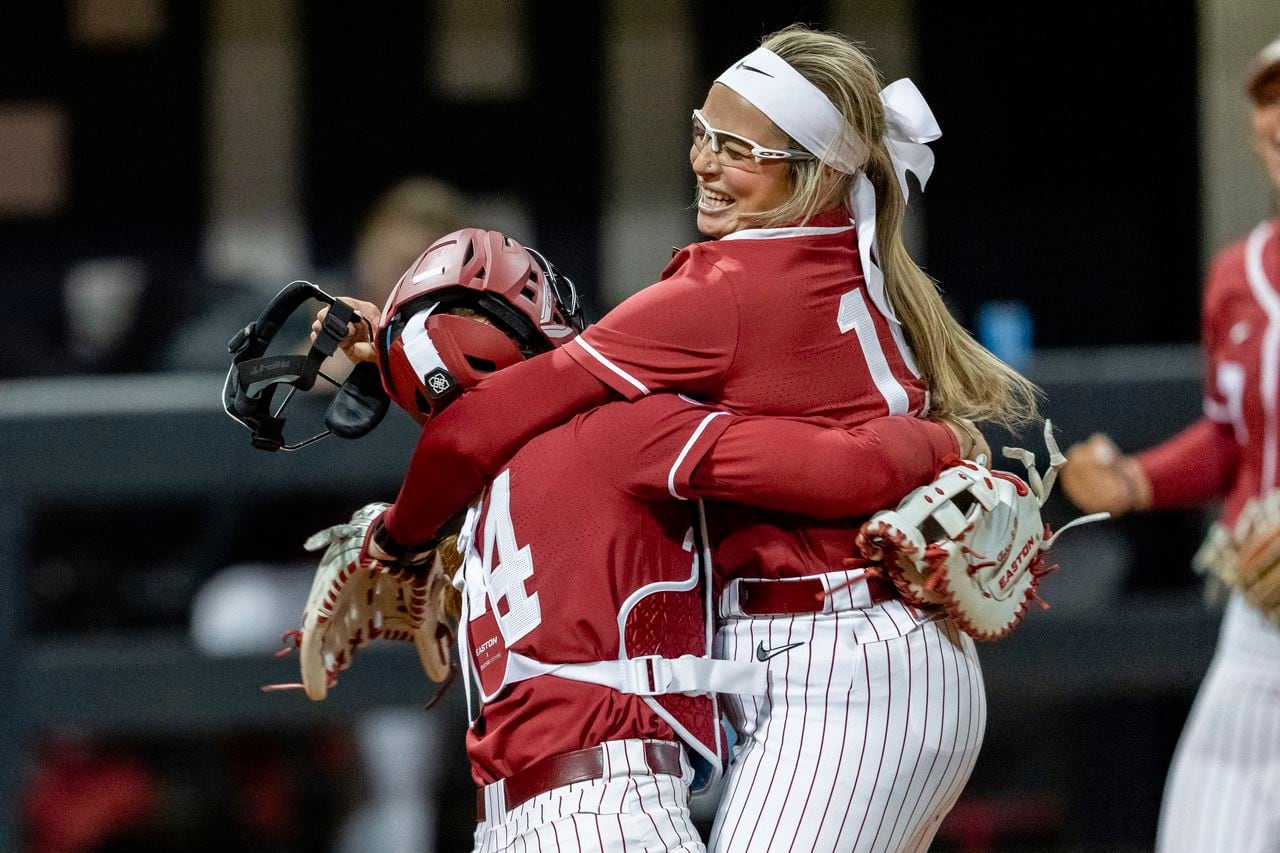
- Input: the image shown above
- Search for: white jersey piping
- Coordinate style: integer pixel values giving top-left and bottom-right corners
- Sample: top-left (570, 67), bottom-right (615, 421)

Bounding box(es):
top-left (571, 337), bottom-right (651, 395)
top-left (1244, 221), bottom-right (1279, 492)
top-left (719, 223), bottom-right (855, 242)
top-left (668, 411), bottom-right (731, 499)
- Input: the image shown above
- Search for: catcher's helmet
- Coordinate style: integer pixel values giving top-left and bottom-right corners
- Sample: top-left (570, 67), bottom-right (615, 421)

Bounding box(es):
top-left (377, 228), bottom-right (586, 421)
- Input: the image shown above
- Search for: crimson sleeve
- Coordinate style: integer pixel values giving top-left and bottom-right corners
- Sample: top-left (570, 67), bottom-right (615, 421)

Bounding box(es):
top-left (382, 347), bottom-right (614, 545)
top-left (1136, 417), bottom-right (1239, 509)
top-left (562, 250), bottom-right (738, 400)
top-left (685, 414), bottom-right (959, 519)
top-left (570, 396), bottom-right (735, 501)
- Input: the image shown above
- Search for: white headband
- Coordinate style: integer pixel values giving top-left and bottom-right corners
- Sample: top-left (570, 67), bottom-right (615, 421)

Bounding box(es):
top-left (715, 47), bottom-right (869, 172)
top-left (715, 48), bottom-right (941, 325)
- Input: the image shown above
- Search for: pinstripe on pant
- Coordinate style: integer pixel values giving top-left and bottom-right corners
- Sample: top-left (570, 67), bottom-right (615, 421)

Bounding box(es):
top-left (1157, 593), bottom-right (1280, 853)
top-left (473, 739), bottom-right (704, 853)
top-left (709, 593), bottom-right (987, 853)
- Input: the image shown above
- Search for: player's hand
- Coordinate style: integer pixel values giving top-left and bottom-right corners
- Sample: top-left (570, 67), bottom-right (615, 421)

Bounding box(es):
top-left (312, 297), bottom-right (381, 364)
top-left (938, 415), bottom-right (991, 464)
top-left (1061, 432), bottom-right (1152, 516)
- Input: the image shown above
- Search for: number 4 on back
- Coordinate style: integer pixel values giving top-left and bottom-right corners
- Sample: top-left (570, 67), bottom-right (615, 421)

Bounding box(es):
top-left (480, 470), bottom-right (542, 644)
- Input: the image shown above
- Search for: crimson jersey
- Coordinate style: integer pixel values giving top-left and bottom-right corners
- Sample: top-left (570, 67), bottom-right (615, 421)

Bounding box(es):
top-left (1138, 219), bottom-right (1280, 525)
top-left (566, 205), bottom-right (927, 421)
top-left (459, 394), bottom-right (957, 785)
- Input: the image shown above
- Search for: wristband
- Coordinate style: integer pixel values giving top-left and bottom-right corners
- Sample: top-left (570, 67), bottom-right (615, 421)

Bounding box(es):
top-left (365, 511), bottom-right (435, 569)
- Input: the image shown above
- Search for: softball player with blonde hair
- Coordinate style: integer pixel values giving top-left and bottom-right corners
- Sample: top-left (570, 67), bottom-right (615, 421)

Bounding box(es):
top-left (328, 23), bottom-right (1039, 852)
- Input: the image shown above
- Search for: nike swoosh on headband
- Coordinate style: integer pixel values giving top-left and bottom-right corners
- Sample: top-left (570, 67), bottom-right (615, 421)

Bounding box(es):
top-left (736, 61), bottom-right (773, 77)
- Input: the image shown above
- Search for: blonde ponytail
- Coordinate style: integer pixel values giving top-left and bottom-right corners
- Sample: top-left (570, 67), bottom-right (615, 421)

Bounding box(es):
top-left (761, 25), bottom-right (1039, 428)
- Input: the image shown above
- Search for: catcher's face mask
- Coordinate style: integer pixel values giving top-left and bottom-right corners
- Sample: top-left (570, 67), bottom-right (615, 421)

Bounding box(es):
top-left (223, 281), bottom-right (390, 451)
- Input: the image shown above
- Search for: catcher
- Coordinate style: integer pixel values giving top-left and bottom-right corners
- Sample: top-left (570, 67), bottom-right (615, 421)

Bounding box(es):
top-left (294, 227), bottom-right (999, 852)
top-left (1060, 34), bottom-right (1280, 853)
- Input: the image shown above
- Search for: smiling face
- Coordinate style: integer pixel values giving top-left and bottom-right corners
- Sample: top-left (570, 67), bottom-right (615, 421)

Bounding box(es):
top-left (1253, 71), bottom-right (1280, 193)
top-left (690, 84), bottom-right (797, 238)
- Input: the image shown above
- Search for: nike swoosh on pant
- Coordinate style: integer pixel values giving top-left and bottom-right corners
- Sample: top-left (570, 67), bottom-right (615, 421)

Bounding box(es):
top-left (756, 641), bottom-right (804, 661)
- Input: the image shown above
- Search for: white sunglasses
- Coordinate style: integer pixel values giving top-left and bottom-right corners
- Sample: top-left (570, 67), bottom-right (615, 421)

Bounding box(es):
top-left (691, 109), bottom-right (815, 165)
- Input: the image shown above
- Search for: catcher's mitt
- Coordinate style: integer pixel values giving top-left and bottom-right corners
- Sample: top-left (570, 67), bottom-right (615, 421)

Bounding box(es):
top-left (857, 420), bottom-right (1108, 640)
top-left (269, 502), bottom-right (455, 700)
top-left (1195, 491), bottom-right (1280, 624)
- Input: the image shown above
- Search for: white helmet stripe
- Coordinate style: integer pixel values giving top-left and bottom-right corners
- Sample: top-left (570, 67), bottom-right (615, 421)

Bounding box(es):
top-left (400, 305), bottom-right (448, 381)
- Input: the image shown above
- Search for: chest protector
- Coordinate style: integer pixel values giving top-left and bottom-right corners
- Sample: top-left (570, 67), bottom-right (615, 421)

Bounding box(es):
top-left (454, 474), bottom-right (766, 794)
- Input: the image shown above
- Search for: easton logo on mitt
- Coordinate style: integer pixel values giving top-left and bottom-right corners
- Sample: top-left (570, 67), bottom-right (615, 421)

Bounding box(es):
top-left (856, 420), bottom-right (1108, 640)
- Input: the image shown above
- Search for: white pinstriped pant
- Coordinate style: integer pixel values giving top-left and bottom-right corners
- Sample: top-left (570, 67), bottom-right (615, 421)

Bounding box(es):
top-left (708, 592), bottom-right (987, 852)
top-left (1157, 593), bottom-right (1280, 853)
top-left (472, 739), bottom-right (703, 852)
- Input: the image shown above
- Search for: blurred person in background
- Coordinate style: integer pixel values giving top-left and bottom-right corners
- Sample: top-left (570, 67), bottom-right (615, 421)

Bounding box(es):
top-left (348, 178), bottom-right (471, 316)
top-left (23, 735), bottom-right (159, 853)
top-left (3, 176), bottom-right (467, 379)
top-left (164, 176), bottom-right (468, 372)
top-left (1061, 36), bottom-right (1280, 853)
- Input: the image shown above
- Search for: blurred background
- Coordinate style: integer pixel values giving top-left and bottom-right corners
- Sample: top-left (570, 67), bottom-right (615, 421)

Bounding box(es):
top-left (2, 0), bottom-right (1278, 850)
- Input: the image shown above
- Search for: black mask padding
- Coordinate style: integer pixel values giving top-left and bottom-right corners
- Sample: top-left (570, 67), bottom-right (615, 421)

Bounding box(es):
top-left (249, 415), bottom-right (286, 452)
top-left (326, 361), bottom-right (390, 438)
